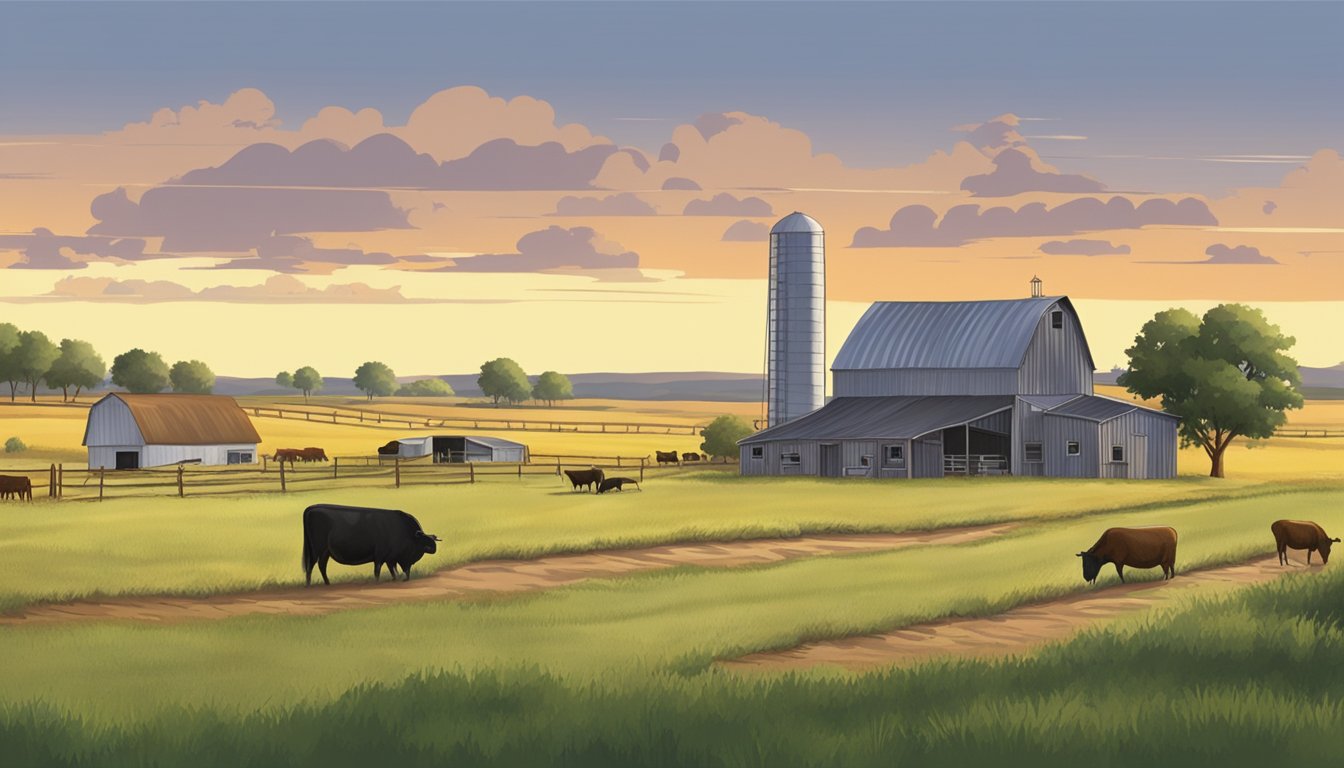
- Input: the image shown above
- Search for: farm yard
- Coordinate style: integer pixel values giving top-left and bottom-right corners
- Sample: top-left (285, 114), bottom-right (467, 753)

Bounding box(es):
top-left (1, 392), bottom-right (1343, 766)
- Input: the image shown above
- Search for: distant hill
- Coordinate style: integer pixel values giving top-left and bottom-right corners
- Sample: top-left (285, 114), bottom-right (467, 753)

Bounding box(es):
top-left (1096, 364), bottom-right (1344, 389)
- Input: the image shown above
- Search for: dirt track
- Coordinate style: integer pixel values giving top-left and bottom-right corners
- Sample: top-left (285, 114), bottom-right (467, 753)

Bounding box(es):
top-left (722, 554), bottom-right (1321, 672)
top-left (0, 523), bottom-right (1015, 626)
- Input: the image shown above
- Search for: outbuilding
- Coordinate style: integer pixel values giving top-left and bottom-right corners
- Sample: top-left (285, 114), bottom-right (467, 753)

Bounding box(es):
top-left (83, 393), bottom-right (262, 469)
top-left (390, 435), bottom-right (528, 463)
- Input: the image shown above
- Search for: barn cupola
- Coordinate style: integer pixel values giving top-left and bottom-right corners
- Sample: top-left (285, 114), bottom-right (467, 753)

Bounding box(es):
top-left (1030, 275), bottom-right (1043, 298)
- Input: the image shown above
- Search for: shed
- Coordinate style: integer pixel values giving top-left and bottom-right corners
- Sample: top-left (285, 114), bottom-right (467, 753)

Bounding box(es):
top-left (83, 393), bottom-right (261, 469)
top-left (392, 435), bottom-right (528, 463)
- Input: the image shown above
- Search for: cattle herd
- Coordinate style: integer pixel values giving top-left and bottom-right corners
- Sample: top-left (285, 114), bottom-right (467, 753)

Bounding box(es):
top-left (1077, 519), bottom-right (1338, 583)
top-left (272, 447), bottom-right (329, 464)
top-left (655, 450), bottom-right (706, 464)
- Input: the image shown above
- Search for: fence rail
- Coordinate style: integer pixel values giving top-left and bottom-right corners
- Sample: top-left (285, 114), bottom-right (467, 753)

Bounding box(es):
top-left (244, 405), bottom-right (706, 436)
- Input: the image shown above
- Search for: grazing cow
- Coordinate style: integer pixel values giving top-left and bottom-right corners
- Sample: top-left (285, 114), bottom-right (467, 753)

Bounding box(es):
top-left (1271, 519), bottom-right (1339, 565)
top-left (301, 504), bottom-right (440, 585)
top-left (0, 475), bottom-right (33, 501)
top-left (272, 448), bottom-right (303, 465)
top-left (681, 452), bottom-right (701, 462)
top-left (301, 447), bottom-right (329, 462)
top-left (1077, 526), bottom-right (1178, 583)
top-left (655, 450), bottom-right (679, 464)
top-left (376, 440), bottom-right (402, 456)
top-left (563, 467), bottom-right (605, 493)
top-left (597, 477), bottom-right (641, 494)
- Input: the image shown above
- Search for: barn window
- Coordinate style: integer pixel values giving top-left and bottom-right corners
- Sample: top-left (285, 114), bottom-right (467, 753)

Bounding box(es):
top-left (781, 452), bottom-right (801, 466)
top-left (750, 446), bottom-right (764, 459)
top-left (860, 455), bottom-right (872, 467)
top-left (1111, 445), bottom-right (1125, 462)
top-left (1025, 443), bottom-right (1043, 462)
top-left (1051, 310), bottom-right (1064, 329)
top-left (885, 445), bottom-right (905, 465)
top-left (1066, 441), bottom-right (1080, 456)
top-left (227, 450), bottom-right (253, 464)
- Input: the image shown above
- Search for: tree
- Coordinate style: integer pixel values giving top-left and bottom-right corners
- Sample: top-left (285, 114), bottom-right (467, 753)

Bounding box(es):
top-left (45, 338), bottom-right (106, 402)
top-left (275, 371), bottom-right (294, 389)
top-left (14, 330), bottom-right (59, 402)
top-left (396, 378), bottom-right (455, 397)
top-left (0, 322), bottom-right (21, 402)
top-left (699, 415), bottom-right (754, 462)
top-left (111, 348), bottom-right (170, 394)
top-left (292, 366), bottom-right (323, 403)
top-left (1118, 304), bottom-right (1303, 478)
top-left (478, 358), bottom-right (531, 406)
top-left (170, 359), bottom-right (215, 394)
top-left (531, 371), bottom-right (573, 407)
top-left (353, 361), bottom-right (397, 400)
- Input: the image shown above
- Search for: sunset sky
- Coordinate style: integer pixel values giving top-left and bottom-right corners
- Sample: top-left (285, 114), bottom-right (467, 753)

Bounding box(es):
top-left (1, 1), bottom-right (1340, 378)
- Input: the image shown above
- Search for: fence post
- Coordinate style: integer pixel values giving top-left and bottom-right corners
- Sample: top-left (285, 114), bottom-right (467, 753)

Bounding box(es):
top-left (395, 457), bottom-right (401, 488)
top-left (517, 462), bottom-right (522, 479)
top-left (177, 465), bottom-right (184, 497)
top-left (49, 464), bottom-right (56, 498)
top-left (280, 461), bottom-right (287, 492)
top-left (640, 457), bottom-right (645, 483)
top-left (469, 462), bottom-right (475, 484)
top-left (333, 457), bottom-right (339, 479)
top-left (616, 456), bottom-right (622, 468)
top-left (57, 464), bottom-right (63, 499)
top-left (98, 467), bottom-right (105, 501)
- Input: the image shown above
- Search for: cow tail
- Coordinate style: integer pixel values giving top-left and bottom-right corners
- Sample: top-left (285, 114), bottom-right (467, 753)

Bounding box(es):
top-left (301, 508), bottom-right (313, 575)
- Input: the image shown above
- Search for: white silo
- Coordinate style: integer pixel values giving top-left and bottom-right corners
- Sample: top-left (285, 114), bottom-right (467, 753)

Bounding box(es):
top-left (766, 211), bottom-right (825, 426)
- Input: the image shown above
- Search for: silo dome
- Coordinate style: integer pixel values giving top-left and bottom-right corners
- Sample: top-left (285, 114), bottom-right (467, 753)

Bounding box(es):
top-left (766, 212), bottom-right (825, 427)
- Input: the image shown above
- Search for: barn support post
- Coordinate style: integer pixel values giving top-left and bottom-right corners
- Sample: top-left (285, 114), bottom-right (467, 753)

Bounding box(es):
top-left (98, 468), bottom-right (104, 501)
top-left (394, 458), bottom-right (401, 488)
top-left (177, 465), bottom-right (184, 497)
top-left (280, 461), bottom-right (287, 492)
top-left (965, 423), bottom-right (970, 477)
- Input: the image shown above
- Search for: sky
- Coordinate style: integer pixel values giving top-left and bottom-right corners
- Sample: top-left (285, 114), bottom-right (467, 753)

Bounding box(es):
top-left (1, 1), bottom-right (1341, 377)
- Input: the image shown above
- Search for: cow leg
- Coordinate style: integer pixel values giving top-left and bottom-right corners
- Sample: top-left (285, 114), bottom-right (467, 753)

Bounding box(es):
top-left (401, 565), bottom-right (412, 582)
top-left (1278, 545), bottom-right (1286, 566)
top-left (318, 555), bottom-right (331, 585)
top-left (374, 561), bottom-right (383, 581)
top-left (1308, 549), bottom-right (1313, 565)
top-left (304, 558), bottom-right (316, 586)
top-left (1115, 563), bottom-right (1125, 583)
top-left (386, 563), bottom-right (399, 581)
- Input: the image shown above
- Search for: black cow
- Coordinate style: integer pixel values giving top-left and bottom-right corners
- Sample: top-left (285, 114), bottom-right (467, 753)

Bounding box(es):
top-left (564, 467), bottom-right (605, 492)
top-left (376, 440), bottom-right (401, 456)
top-left (301, 504), bottom-right (440, 585)
top-left (597, 477), bottom-right (641, 494)
top-left (655, 450), bottom-right (679, 464)
top-left (681, 452), bottom-right (701, 462)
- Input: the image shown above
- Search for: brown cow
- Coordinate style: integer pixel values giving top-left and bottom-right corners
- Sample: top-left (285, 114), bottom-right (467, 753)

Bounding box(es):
top-left (301, 447), bottom-right (329, 462)
top-left (655, 450), bottom-right (679, 464)
top-left (1077, 526), bottom-right (1178, 583)
top-left (272, 448), bottom-right (303, 465)
top-left (0, 475), bottom-right (33, 501)
top-left (1271, 519), bottom-right (1339, 565)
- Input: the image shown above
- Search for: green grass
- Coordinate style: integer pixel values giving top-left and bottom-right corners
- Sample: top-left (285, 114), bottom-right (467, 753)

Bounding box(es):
top-left (5, 539), bottom-right (1344, 767)
top-left (0, 487), bottom-right (1338, 724)
top-left (0, 473), bottom-right (1317, 612)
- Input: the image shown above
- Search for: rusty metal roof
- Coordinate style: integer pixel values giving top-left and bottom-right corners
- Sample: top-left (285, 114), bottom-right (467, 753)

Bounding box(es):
top-left (88, 393), bottom-right (261, 445)
top-left (832, 297), bottom-right (1095, 371)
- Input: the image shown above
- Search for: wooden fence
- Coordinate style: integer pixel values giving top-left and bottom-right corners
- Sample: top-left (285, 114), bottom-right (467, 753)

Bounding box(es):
top-left (0, 454), bottom-right (736, 503)
top-left (245, 405), bottom-right (706, 435)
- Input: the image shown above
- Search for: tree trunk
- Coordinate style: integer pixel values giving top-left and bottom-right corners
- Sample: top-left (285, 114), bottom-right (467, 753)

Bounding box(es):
top-left (1209, 444), bottom-right (1227, 478)
top-left (29, 379), bottom-right (37, 402)
top-left (61, 386), bottom-right (69, 402)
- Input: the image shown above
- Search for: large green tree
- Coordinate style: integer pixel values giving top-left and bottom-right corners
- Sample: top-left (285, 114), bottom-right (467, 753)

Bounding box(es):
top-left (170, 359), bottom-right (216, 394)
top-left (699, 415), bottom-right (754, 462)
top-left (110, 348), bottom-right (170, 394)
top-left (45, 338), bottom-right (107, 402)
top-left (275, 371), bottom-right (294, 389)
top-left (0, 322), bottom-right (21, 402)
top-left (478, 358), bottom-right (531, 406)
top-left (1118, 304), bottom-right (1303, 478)
top-left (14, 330), bottom-right (59, 402)
top-left (292, 366), bottom-right (323, 402)
top-left (353, 361), bottom-right (397, 400)
top-left (531, 371), bottom-right (573, 407)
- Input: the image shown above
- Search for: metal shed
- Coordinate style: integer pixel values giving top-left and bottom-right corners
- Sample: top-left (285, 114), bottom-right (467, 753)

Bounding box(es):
top-left (393, 435), bottom-right (528, 463)
top-left (83, 393), bottom-right (261, 469)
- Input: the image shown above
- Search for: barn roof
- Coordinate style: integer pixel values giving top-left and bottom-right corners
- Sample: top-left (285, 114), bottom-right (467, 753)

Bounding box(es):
top-left (464, 436), bottom-right (528, 450)
top-left (740, 396), bottom-right (1014, 444)
top-left (832, 297), bottom-right (1095, 371)
top-left (1044, 394), bottom-right (1178, 423)
top-left (84, 394), bottom-right (261, 446)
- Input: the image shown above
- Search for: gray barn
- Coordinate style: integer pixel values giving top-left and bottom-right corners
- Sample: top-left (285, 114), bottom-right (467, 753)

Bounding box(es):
top-left (83, 393), bottom-right (261, 469)
top-left (740, 295), bottom-right (1178, 479)
top-left (391, 435), bottom-right (528, 463)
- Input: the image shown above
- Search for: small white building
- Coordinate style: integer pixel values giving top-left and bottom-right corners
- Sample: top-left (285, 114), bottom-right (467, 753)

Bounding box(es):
top-left (83, 393), bottom-right (262, 469)
top-left (392, 435), bottom-right (528, 463)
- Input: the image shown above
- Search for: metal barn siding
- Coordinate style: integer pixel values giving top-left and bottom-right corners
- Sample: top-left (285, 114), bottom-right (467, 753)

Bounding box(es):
top-left (83, 397), bottom-right (146, 447)
top-left (766, 212), bottom-right (826, 427)
top-left (911, 436), bottom-right (943, 478)
top-left (1016, 302), bottom-right (1094, 395)
top-left (1098, 410), bottom-right (1178, 479)
top-left (841, 440), bottom-right (878, 476)
top-left (969, 409), bottom-right (1011, 435)
top-left (1042, 414), bottom-right (1101, 478)
top-left (87, 446), bottom-right (141, 469)
top-left (142, 444), bottom-right (256, 467)
top-left (833, 369), bottom-right (1018, 397)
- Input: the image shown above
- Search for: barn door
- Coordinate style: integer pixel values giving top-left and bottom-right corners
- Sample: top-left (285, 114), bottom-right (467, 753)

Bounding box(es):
top-left (820, 444), bottom-right (841, 478)
top-left (1131, 435), bottom-right (1148, 480)
top-left (115, 451), bottom-right (139, 470)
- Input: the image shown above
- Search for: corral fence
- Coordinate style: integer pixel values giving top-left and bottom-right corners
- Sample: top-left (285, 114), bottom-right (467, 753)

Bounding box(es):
top-left (0, 453), bottom-right (737, 503)
top-left (245, 405), bottom-right (706, 436)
